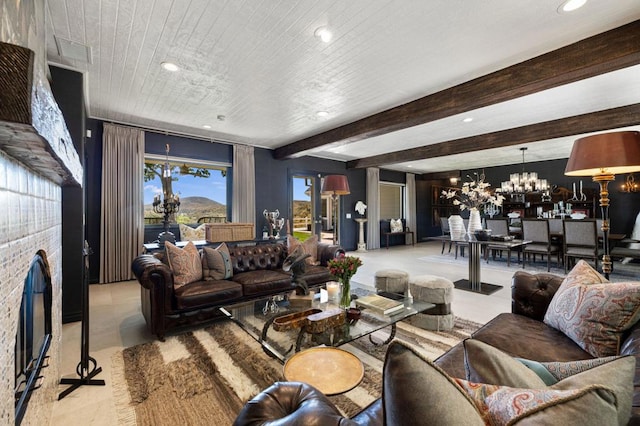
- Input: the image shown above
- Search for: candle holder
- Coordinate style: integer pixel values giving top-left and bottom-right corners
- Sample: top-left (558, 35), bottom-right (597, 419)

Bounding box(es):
top-left (152, 144), bottom-right (181, 246)
top-left (153, 193), bottom-right (181, 246)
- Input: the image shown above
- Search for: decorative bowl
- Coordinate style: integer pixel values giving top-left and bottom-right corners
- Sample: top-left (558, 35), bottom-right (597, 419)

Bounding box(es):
top-left (474, 229), bottom-right (492, 241)
top-left (346, 307), bottom-right (361, 320)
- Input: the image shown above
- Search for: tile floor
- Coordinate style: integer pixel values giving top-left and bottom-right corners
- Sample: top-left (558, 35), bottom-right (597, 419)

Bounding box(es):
top-left (49, 241), bottom-right (632, 425)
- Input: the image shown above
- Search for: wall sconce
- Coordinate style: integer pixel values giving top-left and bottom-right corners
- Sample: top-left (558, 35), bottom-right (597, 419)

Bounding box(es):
top-left (620, 174), bottom-right (639, 193)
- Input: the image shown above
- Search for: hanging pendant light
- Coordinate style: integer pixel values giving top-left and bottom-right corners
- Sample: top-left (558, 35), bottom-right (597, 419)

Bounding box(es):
top-left (499, 148), bottom-right (549, 194)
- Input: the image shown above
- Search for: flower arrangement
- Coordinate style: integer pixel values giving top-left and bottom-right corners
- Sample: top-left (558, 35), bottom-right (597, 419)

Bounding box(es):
top-left (328, 254), bottom-right (362, 283)
top-left (327, 254), bottom-right (362, 307)
top-left (441, 173), bottom-right (505, 212)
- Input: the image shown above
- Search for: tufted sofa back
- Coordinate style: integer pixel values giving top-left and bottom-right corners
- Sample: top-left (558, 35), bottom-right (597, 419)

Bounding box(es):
top-left (227, 243), bottom-right (287, 274)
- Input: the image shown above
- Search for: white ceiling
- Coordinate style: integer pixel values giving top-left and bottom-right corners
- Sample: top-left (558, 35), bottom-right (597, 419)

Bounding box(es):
top-left (45, 0), bottom-right (640, 174)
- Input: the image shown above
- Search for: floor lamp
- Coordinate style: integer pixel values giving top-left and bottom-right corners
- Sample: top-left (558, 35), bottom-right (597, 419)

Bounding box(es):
top-left (321, 175), bottom-right (350, 245)
top-left (565, 131), bottom-right (640, 279)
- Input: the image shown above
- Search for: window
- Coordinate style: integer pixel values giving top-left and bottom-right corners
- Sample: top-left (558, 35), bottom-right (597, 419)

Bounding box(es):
top-left (143, 154), bottom-right (229, 224)
top-left (379, 182), bottom-right (405, 219)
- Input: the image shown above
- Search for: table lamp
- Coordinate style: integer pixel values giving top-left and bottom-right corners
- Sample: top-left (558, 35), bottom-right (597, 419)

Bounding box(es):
top-left (321, 175), bottom-right (350, 245)
top-left (565, 131), bottom-right (640, 278)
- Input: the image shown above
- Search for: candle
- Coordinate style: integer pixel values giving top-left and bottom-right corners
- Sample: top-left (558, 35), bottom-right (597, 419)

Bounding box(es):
top-left (326, 282), bottom-right (339, 301)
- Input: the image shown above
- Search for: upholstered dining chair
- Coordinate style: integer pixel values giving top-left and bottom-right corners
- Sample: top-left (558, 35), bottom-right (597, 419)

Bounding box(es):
top-left (521, 219), bottom-right (562, 272)
top-left (563, 219), bottom-right (601, 273)
top-left (484, 219), bottom-right (519, 265)
top-left (440, 217), bottom-right (453, 254)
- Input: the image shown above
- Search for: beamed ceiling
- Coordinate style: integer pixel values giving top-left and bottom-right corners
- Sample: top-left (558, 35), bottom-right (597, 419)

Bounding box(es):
top-left (46, 1), bottom-right (640, 174)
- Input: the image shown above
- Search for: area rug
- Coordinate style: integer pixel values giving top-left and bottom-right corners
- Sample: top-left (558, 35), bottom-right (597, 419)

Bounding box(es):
top-left (112, 317), bottom-right (481, 425)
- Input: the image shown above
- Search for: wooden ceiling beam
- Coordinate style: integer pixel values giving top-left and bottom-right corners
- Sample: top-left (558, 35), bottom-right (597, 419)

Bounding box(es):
top-left (273, 20), bottom-right (640, 160)
top-left (347, 103), bottom-right (640, 169)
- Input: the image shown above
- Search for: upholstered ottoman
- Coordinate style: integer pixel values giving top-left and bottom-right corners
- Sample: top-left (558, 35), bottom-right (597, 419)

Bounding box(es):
top-left (374, 269), bottom-right (409, 295)
top-left (408, 275), bottom-right (454, 331)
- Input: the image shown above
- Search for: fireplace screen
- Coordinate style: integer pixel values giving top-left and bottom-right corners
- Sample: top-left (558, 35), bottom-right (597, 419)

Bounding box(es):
top-left (15, 251), bottom-right (52, 425)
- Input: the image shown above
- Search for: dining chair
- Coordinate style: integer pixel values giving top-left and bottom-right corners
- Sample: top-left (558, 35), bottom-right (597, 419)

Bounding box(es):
top-left (440, 217), bottom-right (452, 254)
top-left (521, 219), bottom-right (562, 272)
top-left (484, 218), bottom-right (518, 265)
top-left (548, 218), bottom-right (563, 245)
top-left (563, 219), bottom-right (601, 272)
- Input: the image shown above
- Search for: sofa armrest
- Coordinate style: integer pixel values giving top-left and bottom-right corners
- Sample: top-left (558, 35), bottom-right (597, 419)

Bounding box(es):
top-left (511, 271), bottom-right (563, 321)
top-left (233, 381), bottom-right (352, 426)
top-left (131, 254), bottom-right (174, 290)
top-left (317, 243), bottom-right (345, 266)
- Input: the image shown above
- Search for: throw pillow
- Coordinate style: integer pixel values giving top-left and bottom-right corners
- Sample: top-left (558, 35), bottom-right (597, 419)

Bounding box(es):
top-left (544, 261), bottom-right (640, 357)
top-left (287, 234), bottom-right (319, 266)
top-left (179, 223), bottom-right (206, 241)
top-left (463, 339), bottom-right (635, 425)
top-left (201, 243), bottom-right (233, 280)
top-left (390, 218), bottom-right (403, 233)
top-left (383, 341), bottom-right (619, 426)
top-left (164, 241), bottom-right (203, 288)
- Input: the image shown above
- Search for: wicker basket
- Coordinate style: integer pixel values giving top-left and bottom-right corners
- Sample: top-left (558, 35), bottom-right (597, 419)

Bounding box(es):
top-left (205, 223), bottom-right (255, 242)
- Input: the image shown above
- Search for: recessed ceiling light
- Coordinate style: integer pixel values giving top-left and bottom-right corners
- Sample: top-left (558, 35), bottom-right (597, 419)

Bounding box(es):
top-left (316, 111), bottom-right (329, 117)
top-left (314, 27), bottom-right (333, 43)
top-left (161, 62), bottom-right (179, 72)
top-left (557, 0), bottom-right (587, 13)
top-left (463, 117), bottom-right (474, 123)
top-left (203, 125), bottom-right (212, 129)
top-left (407, 165), bottom-right (413, 168)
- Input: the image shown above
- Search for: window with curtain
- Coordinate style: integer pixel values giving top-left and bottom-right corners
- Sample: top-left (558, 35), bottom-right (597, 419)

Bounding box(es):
top-left (379, 182), bottom-right (405, 219)
top-left (143, 155), bottom-right (229, 224)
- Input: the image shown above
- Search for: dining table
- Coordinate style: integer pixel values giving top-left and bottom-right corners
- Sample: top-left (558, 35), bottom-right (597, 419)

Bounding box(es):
top-left (428, 234), bottom-right (531, 295)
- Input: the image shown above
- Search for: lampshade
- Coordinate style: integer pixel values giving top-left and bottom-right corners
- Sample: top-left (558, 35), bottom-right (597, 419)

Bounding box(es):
top-left (565, 131), bottom-right (640, 176)
top-left (321, 175), bottom-right (350, 195)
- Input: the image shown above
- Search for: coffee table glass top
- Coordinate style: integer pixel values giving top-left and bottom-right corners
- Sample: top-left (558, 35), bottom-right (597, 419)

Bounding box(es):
top-left (220, 294), bottom-right (433, 362)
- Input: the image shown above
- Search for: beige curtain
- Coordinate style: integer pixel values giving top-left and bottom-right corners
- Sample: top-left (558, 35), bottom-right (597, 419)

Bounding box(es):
top-left (406, 173), bottom-right (417, 245)
top-left (99, 123), bottom-right (145, 283)
top-left (232, 144), bottom-right (256, 224)
top-left (366, 167), bottom-right (380, 250)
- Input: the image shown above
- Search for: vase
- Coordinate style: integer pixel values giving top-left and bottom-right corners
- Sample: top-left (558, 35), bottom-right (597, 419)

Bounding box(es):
top-left (339, 278), bottom-right (351, 308)
top-left (448, 214), bottom-right (465, 239)
top-left (468, 208), bottom-right (483, 234)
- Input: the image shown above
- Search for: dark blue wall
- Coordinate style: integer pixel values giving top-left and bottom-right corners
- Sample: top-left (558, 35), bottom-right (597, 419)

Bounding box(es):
top-left (51, 66), bottom-right (85, 322)
top-left (84, 121), bottom-right (367, 281)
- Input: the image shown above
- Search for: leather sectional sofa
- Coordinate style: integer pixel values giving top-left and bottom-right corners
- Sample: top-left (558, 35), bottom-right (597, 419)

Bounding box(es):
top-left (234, 269), bottom-right (640, 425)
top-left (131, 242), bottom-right (343, 340)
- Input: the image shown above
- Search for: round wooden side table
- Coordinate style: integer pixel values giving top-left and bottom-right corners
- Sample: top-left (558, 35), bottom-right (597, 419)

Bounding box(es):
top-left (283, 347), bottom-right (364, 395)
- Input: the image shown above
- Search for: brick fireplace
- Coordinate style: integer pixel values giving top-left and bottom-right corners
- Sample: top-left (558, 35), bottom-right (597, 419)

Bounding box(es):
top-left (0, 2), bottom-right (83, 424)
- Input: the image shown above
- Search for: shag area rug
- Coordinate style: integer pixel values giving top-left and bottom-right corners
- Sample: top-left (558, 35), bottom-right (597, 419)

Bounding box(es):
top-left (112, 317), bottom-right (481, 425)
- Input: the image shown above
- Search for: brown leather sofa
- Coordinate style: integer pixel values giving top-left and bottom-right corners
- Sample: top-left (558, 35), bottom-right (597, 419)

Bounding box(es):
top-left (234, 270), bottom-right (640, 425)
top-left (131, 242), bottom-right (344, 340)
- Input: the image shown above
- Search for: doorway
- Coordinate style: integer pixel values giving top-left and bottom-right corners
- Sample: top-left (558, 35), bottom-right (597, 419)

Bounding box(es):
top-left (290, 174), bottom-right (334, 243)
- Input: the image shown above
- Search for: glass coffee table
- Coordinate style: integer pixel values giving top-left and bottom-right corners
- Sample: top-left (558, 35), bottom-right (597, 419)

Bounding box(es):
top-left (220, 293), bottom-right (433, 362)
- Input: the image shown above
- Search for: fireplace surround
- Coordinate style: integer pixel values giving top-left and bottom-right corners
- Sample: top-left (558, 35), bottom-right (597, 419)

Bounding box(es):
top-left (1, 2), bottom-right (83, 423)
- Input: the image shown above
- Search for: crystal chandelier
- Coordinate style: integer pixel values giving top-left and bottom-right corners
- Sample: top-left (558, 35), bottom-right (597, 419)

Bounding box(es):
top-left (499, 147), bottom-right (549, 194)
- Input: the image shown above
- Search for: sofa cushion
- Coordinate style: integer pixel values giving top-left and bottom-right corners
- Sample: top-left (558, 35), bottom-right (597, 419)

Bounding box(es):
top-left (179, 223), bottom-right (206, 241)
top-left (287, 235), bottom-right (319, 266)
top-left (384, 341), bottom-right (618, 426)
top-left (463, 339), bottom-right (635, 425)
top-left (232, 270), bottom-right (293, 297)
top-left (174, 279), bottom-right (242, 309)
top-left (202, 243), bottom-right (233, 280)
top-left (165, 241), bottom-right (202, 288)
top-left (544, 260), bottom-right (640, 357)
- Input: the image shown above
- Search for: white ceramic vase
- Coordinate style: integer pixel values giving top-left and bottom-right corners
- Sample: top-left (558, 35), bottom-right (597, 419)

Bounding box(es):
top-left (448, 214), bottom-right (465, 238)
top-left (467, 208), bottom-right (483, 234)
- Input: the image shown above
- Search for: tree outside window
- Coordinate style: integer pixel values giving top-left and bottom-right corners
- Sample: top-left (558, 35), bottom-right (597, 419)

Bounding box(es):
top-left (143, 157), bottom-right (228, 224)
